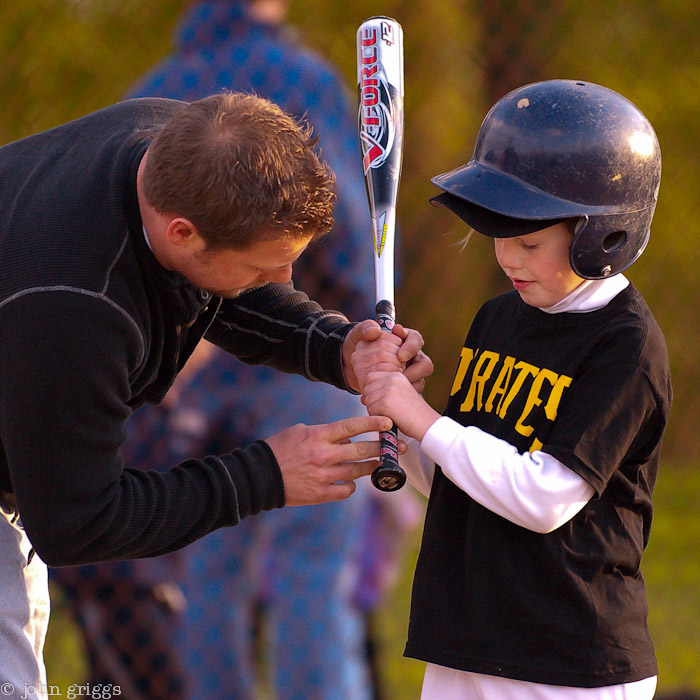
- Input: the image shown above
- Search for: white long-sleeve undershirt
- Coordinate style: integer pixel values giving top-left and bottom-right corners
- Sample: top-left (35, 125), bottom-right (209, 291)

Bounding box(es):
top-left (401, 275), bottom-right (629, 533)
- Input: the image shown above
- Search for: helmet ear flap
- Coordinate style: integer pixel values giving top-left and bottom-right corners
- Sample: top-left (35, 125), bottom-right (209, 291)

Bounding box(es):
top-left (569, 211), bottom-right (653, 280)
top-left (568, 216), bottom-right (592, 278)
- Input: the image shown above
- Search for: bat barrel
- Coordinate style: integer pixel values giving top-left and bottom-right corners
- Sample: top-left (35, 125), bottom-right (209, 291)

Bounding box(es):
top-left (358, 16), bottom-right (406, 492)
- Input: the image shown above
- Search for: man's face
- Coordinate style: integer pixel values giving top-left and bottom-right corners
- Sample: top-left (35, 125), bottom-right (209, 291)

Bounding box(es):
top-left (494, 223), bottom-right (584, 308)
top-left (180, 234), bottom-right (312, 298)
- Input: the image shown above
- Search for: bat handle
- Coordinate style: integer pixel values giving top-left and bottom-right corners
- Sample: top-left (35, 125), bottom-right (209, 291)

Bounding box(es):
top-left (371, 300), bottom-right (407, 492)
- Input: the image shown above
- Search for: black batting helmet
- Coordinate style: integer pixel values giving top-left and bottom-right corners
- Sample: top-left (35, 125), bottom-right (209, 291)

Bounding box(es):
top-left (431, 80), bottom-right (661, 279)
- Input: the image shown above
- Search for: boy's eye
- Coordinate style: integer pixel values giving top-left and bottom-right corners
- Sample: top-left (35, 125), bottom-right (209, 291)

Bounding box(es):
top-left (520, 242), bottom-right (538, 250)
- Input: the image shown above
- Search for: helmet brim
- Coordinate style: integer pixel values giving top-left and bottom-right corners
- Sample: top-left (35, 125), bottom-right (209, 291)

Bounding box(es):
top-left (431, 162), bottom-right (613, 238)
top-left (430, 192), bottom-right (567, 238)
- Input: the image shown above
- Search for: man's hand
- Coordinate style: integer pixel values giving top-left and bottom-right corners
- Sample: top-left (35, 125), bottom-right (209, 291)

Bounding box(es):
top-left (342, 320), bottom-right (433, 393)
top-left (264, 415), bottom-right (401, 505)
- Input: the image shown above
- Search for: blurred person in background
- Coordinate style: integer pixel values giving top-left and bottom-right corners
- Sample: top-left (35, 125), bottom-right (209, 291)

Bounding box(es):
top-left (128, 1), bottom-right (419, 699)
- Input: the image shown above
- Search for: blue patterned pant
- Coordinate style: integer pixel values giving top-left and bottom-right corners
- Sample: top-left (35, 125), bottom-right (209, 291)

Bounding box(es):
top-left (177, 490), bottom-right (372, 700)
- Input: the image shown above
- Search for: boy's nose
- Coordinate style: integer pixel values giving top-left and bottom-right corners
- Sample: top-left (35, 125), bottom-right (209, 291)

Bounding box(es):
top-left (495, 238), bottom-right (520, 269)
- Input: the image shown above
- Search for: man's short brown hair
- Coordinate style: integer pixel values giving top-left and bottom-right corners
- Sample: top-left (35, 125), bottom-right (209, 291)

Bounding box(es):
top-left (142, 92), bottom-right (336, 249)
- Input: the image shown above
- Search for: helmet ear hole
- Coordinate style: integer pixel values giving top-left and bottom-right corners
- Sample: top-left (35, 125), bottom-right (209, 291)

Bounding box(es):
top-left (603, 230), bottom-right (627, 253)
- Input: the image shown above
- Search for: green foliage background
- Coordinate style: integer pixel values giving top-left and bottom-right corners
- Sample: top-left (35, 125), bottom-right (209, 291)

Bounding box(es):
top-left (2, 0), bottom-right (700, 696)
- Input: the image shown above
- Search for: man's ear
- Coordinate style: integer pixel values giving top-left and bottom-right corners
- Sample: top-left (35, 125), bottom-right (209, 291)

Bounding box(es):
top-left (165, 217), bottom-right (205, 252)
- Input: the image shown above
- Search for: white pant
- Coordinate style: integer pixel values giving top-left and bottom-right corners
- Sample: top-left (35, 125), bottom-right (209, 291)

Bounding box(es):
top-left (0, 504), bottom-right (50, 700)
top-left (421, 664), bottom-right (657, 700)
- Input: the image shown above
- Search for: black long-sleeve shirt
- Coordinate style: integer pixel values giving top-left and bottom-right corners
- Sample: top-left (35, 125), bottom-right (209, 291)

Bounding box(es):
top-left (0, 98), bottom-right (353, 566)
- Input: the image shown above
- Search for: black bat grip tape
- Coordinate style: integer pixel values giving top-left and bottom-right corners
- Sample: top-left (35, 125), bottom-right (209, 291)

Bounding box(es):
top-left (371, 300), bottom-right (407, 492)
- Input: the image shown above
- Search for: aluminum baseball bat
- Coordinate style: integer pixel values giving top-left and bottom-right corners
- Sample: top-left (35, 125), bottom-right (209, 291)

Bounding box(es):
top-left (357, 16), bottom-right (406, 491)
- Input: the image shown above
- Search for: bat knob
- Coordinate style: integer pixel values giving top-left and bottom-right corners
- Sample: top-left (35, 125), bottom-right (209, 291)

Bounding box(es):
top-left (371, 463), bottom-right (406, 492)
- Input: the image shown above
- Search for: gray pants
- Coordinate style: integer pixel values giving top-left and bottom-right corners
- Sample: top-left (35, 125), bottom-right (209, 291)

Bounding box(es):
top-left (0, 502), bottom-right (49, 700)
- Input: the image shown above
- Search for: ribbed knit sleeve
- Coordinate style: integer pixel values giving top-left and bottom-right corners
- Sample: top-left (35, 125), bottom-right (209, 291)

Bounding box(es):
top-left (206, 282), bottom-right (355, 391)
top-left (0, 291), bottom-right (284, 566)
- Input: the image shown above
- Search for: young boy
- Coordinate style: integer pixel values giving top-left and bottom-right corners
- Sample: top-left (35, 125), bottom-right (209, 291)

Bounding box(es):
top-left (352, 80), bottom-right (671, 700)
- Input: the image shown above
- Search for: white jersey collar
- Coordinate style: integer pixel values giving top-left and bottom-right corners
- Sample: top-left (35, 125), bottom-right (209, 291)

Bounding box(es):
top-left (539, 274), bottom-right (629, 314)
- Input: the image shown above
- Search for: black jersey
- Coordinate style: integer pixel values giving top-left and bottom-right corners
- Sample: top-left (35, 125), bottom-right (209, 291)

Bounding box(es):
top-left (405, 285), bottom-right (671, 687)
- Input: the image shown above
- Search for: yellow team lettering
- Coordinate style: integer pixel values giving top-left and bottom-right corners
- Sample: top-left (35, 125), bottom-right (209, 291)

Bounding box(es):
top-left (514, 368), bottom-right (559, 437)
top-left (451, 347), bottom-right (572, 446)
top-left (450, 347), bottom-right (475, 396)
top-left (529, 438), bottom-right (544, 452)
top-left (485, 355), bottom-right (515, 414)
top-left (498, 361), bottom-right (539, 419)
top-left (460, 350), bottom-right (499, 412)
top-left (544, 374), bottom-right (572, 420)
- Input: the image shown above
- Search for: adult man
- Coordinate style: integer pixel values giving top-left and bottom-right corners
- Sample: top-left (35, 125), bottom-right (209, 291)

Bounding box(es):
top-left (0, 92), bottom-right (429, 698)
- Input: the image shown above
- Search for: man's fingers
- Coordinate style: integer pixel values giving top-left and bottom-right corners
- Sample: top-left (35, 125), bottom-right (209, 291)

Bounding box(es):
top-left (391, 323), bottom-right (409, 339)
top-left (404, 351), bottom-right (434, 383)
top-left (299, 460), bottom-right (381, 505)
top-left (352, 319), bottom-right (382, 343)
top-left (334, 459), bottom-right (380, 483)
top-left (325, 481), bottom-right (357, 501)
top-left (270, 416), bottom-right (399, 506)
top-left (395, 327), bottom-right (425, 363)
top-left (321, 415), bottom-right (392, 443)
top-left (410, 377), bottom-right (427, 393)
top-left (360, 319), bottom-right (383, 340)
top-left (329, 437), bottom-right (383, 463)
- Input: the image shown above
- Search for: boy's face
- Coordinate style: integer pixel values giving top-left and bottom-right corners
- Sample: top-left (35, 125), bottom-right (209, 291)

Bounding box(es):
top-left (494, 223), bottom-right (584, 308)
